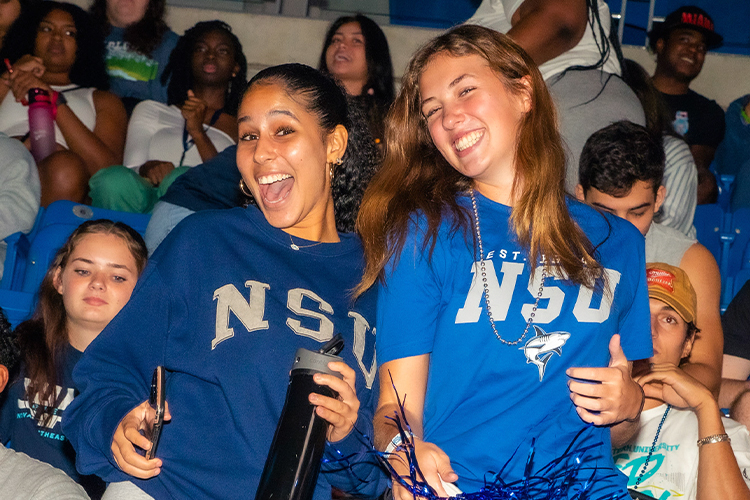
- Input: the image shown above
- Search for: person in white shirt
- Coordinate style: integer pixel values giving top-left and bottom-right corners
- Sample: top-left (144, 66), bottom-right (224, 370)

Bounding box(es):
top-left (614, 262), bottom-right (750, 500)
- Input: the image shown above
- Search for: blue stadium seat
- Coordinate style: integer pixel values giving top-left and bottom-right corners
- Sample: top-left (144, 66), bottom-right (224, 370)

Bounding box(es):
top-left (693, 204), bottom-right (725, 265)
top-left (0, 290), bottom-right (34, 328)
top-left (718, 174), bottom-right (736, 212)
top-left (0, 201), bottom-right (150, 325)
top-left (728, 208), bottom-right (750, 278)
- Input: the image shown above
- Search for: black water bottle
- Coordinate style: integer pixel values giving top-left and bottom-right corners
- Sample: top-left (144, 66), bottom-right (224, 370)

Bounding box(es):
top-left (255, 336), bottom-right (345, 500)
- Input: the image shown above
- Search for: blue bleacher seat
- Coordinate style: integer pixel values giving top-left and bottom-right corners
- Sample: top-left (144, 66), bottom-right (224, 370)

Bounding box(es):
top-left (718, 174), bottom-right (735, 212)
top-left (0, 201), bottom-right (150, 327)
top-left (694, 204), bottom-right (725, 265)
top-left (0, 290), bottom-right (35, 328)
top-left (728, 208), bottom-right (750, 278)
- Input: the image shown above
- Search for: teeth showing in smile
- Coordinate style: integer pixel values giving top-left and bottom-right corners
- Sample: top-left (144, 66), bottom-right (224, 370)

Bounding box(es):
top-left (455, 131), bottom-right (483, 152)
top-left (258, 173), bottom-right (292, 185)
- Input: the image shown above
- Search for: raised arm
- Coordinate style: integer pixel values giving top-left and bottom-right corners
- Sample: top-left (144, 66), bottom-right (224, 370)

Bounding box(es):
top-left (638, 364), bottom-right (750, 500)
top-left (182, 91), bottom-right (219, 163)
top-left (181, 91), bottom-right (237, 164)
top-left (507, 0), bottom-right (588, 66)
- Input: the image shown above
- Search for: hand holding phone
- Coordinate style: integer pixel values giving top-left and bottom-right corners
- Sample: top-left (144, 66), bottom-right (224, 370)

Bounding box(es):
top-left (110, 372), bottom-right (171, 479)
top-left (144, 366), bottom-right (166, 460)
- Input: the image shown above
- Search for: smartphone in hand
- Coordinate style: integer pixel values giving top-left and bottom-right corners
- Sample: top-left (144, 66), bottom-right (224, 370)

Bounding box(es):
top-left (145, 366), bottom-right (166, 460)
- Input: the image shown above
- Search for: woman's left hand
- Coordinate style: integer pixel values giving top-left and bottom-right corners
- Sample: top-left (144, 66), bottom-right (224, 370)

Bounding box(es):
top-left (310, 361), bottom-right (359, 443)
top-left (181, 90), bottom-right (208, 137)
top-left (566, 334), bottom-right (643, 425)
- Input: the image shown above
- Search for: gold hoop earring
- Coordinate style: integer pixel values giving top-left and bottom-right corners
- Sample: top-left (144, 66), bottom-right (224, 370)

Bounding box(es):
top-left (329, 157), bottom-right (343, 182)
top-left (239, 179), bottom-right (252, 197)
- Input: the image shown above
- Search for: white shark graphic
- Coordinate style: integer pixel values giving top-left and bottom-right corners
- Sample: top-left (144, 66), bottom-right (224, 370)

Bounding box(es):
top-left (519, 325), bottom-right (571, 381)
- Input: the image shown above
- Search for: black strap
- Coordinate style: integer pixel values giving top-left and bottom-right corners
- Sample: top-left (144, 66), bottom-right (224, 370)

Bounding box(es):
top-left (180, 107), bottom-right (224, 167)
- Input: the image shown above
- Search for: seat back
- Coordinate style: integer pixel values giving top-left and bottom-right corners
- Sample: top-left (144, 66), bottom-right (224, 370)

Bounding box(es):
top-left (0, 202), bottom-right (150, 324)
top-left (693, 204), bottom-right (724, 264)
top-left (0, 290), bottom-right (35, 328)
top-left (20, 201), bottom-right (150, 294)
top-left (728, 208), bottom-right (750, 278)
top-left (718, 174), bottom-right (736, 212)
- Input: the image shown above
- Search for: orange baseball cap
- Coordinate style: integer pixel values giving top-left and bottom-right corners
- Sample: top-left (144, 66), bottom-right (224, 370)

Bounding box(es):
top-left (646, 262), bottom-right (697, 324)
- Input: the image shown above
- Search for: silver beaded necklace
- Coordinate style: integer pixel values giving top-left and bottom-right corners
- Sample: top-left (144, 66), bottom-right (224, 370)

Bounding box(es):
top-left (470, 189), bottom-right (547, 345)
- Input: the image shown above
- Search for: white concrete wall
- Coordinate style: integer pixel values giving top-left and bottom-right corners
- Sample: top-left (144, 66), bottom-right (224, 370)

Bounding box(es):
top-left (70, 0), bottom-right (750, 108)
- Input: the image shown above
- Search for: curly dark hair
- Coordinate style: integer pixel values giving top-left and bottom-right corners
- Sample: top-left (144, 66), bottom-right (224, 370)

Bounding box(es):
top-left (579, 120), bottom-right (666, 197)
top-left (244, 63), bottom-right (379, 233)
top-left (0, 308), bottom-right (19, 374)
top-left (89, 0), bottom-right (169, 57)
top-left (0, 1), bottom-right (109, 90)
top-left (17, 219), bottom-right (147, 427)
top-left (161, 20), bottom-right (247, 116)
top-left (319, 14), bottom-right (394, 142)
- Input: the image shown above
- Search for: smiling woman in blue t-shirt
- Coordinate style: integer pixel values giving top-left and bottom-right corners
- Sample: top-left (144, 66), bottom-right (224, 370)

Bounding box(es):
top-left (356, 25), bottom-right (653, 499)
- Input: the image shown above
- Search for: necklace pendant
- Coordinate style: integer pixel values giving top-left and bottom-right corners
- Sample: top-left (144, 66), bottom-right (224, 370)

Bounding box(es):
top-left (290, 243), bottom-right (300, 251)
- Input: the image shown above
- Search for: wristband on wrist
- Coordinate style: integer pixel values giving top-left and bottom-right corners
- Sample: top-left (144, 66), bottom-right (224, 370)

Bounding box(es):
top-left (50, 91), bottom-right (67, 119)
top-left (697, 433), bottom-right (730, 448)
top-left (624, 384), bottom-right (646, 422)
top-left (384, 433), bottom-right (403, 454)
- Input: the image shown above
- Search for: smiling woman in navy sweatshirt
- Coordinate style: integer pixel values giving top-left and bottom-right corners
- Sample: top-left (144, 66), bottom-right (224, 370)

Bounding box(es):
top-left (63, 63), bottom-right (386, 500)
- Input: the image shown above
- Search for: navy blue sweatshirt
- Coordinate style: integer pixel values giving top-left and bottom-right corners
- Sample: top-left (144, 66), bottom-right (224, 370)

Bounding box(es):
top-left (63, 206), bottom-right (387, 499)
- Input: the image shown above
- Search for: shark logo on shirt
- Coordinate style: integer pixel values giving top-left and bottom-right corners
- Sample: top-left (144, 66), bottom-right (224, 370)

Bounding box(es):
top-left (520, 326), bottom-right (571, 381)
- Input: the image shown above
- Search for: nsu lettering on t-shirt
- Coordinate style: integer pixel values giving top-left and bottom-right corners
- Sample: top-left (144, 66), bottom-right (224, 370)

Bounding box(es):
top-left (456, 261), bottom-right (622, 325)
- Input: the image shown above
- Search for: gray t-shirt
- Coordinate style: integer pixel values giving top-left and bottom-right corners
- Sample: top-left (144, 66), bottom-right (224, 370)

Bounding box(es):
top-left (645, 222), bottom-right (696, 266)
top-left (0, 445), bottom-right (89, 499)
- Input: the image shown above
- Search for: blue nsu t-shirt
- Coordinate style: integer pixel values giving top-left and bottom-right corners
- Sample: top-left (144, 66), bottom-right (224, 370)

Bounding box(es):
top-left (377, 193), bottom-right (652, 498)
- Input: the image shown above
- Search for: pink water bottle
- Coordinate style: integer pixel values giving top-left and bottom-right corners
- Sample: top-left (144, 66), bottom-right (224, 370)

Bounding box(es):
top-left (27, 88), bottom-right (56, 163)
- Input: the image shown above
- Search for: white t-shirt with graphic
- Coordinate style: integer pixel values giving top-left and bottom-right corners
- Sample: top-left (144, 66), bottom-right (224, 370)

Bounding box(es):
top-left (614, 404), bottom-right (750, 500)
